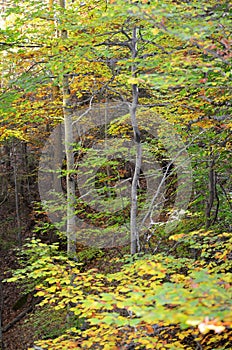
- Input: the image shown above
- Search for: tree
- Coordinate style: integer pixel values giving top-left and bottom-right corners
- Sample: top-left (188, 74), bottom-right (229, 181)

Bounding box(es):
top-left (130, 26), bottom-right (141, 254)
top-left (57, 0), bottom-right (77, 254)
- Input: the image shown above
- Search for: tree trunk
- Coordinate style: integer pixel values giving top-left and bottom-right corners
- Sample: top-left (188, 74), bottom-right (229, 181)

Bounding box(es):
top-left (12, 143), bottom-right (21, 246)
top-left (130, 27), bottom-right (141, 255)
top-left (59, 0), bottom-right (77, 254)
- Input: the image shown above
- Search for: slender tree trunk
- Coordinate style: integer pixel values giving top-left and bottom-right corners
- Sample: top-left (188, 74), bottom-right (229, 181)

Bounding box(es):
top-left (63, 76), bottom-right (77, 254)
top-left (130, 27), bottom-right (141, 255)
top-left (12, 144), bottom-right (21, 246)
top-left (21, 142), bottom-right (31, 203)
top-left (59, 0), bottom-right (77, 254)
top-left (53, 123), bottom-right (62, 193)
top-left (51, 10), bottom-right (62, 198)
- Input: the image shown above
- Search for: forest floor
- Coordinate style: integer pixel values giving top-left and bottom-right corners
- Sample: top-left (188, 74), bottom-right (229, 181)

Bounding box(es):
top-left (0, 198), bottom-right (37, 350)
top-left (0, 249), bottom-right (36, 350)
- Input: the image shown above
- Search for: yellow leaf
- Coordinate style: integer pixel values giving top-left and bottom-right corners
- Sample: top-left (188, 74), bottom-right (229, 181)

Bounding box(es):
top-left (152, 28), bottom-right (160, 36)
top-left (186, 319), bottom-right (201, 326)
top-left (128, 77), bottom-right (139, 85)
top-left (48, 285), bottom-right (57, 293)
top-left (119, 286), bottom-right (130, 293)
top-left (36, 290), bottom-right (46, 296)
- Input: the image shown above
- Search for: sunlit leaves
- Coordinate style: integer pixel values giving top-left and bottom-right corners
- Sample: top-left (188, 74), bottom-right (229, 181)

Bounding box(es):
top-left (7, 238), bottom-right (231, 349)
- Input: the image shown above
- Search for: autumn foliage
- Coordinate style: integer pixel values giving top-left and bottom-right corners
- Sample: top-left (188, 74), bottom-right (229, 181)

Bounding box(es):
top-left (1, 0), bottom-right (231, 349)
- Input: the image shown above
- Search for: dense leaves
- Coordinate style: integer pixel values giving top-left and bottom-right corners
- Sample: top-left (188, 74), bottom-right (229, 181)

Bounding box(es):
top-left (6, 235), bottom-right (232, 349)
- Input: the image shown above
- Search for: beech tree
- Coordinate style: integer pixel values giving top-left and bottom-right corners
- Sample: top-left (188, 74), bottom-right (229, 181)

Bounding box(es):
top-left (57, 0), bottom-right (77, 254)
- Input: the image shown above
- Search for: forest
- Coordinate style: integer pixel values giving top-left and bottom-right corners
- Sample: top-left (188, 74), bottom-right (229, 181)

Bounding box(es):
top-left (0, 0), bottom-right (231, 349)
